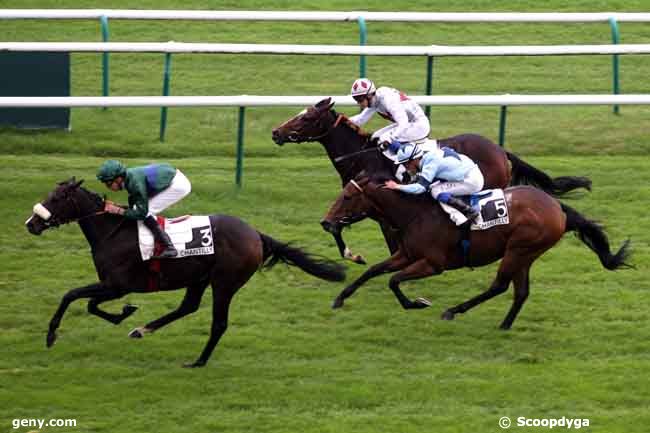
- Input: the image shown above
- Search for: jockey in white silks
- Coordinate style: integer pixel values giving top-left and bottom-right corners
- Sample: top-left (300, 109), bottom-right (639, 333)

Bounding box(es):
top-left (348, 78), bottom-right (430, 150)
top-left (383, 143), bottom-right (484, 223)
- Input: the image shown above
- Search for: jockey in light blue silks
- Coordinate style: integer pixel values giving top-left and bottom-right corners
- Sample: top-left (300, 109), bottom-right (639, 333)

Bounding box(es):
top-left (383, 143), bottom-right (484, 223)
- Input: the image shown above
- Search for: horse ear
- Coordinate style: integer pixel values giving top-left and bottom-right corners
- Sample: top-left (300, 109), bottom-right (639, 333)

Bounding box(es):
top-left (316, 97), bottom-right (332, 110)
top-left (74, 179), bottom-right (84, 188)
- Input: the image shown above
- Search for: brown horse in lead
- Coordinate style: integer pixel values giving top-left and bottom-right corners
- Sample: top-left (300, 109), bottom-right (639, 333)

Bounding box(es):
top-left (272, 98), bottom-right (591, 263)
top-left (321, 176), bottom-right (630, 329)
top-left (26, 179), bottom-right (346, 367)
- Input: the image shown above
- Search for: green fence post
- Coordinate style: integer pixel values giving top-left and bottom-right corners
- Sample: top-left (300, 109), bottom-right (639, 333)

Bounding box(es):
top-left (425, 56), bottom-right (434, 119)
top-left (159, 53), bottom-right (172, 142)
top-left (498, 106), bottom-right (508, 147)
top-left (608, 17), bottom-right (621, 115)
top-left (236, 107), bottom-right (246, 188)
top-left (357, 16), bottom-right (367, 77)
top-left (99, 15), bottom-right (109, 109)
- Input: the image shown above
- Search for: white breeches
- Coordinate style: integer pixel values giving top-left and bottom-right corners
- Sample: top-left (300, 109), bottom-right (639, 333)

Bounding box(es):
top-left (147, 170), bottom-right (192, 216)
top-left (371, 116), bottom-right (431, 144)
top-left (429, 166), bottom-right (484, 198)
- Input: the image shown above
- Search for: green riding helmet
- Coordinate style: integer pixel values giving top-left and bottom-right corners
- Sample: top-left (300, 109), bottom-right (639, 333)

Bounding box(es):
top-left (97, 160), bottom-right (127, 182)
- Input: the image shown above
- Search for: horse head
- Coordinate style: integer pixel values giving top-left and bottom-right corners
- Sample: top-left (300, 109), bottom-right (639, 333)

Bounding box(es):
top-left (320, 174), bottom-right (398, 234)
top-left (272, 97), bottom-right (336, 145)
top-left (26, 178), bottom-right (103, 235)
top-left (321, 174), bottom-right (420, 236)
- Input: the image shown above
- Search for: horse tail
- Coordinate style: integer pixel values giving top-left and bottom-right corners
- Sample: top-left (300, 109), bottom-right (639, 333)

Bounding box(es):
top-left (259, 233), bottom-right (346, 282)
top-left (507, 151), bottom-right (592, 196)
top-left (561, 203), bottom-right (632, 270)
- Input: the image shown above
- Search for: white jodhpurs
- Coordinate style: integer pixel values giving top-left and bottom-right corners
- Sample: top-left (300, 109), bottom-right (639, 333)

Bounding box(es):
top-left (147, 170), bottom-right (192, 216)
top-left (429, 165), bottom-right (484, 199)
top-left (371, 116), bottom-right (431, 144)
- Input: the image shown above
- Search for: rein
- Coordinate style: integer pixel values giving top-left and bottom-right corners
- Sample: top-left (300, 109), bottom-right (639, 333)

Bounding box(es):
top-left (347, 180), bottom-right (422, 233)
top-left (66, 195), bottom-right (125, 243)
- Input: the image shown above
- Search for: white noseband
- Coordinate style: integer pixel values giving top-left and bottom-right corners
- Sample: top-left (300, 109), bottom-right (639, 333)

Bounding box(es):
top-left (33, 203), bottom-right (52, 220)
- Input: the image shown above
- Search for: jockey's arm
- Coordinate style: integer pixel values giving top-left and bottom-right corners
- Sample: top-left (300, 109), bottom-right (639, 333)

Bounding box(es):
top-left (379, 91), bottom-right (409, 142)
top-left (393, 154), bottom-right (438, 195)
top-left (394, 181), bottom-right (427, 195)
top-left (123, 177), bottom-right (149, 220)
top-left (348, 107), bottom-right (375, 126)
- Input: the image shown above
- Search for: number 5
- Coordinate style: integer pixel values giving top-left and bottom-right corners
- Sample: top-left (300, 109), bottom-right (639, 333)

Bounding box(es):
top-left (495, 199), bottom-right (507, 217)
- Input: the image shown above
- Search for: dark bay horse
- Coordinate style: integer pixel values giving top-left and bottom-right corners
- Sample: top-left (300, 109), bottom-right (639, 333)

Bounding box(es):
top-left (321, 177), bottom-right (631, 328)
top-left (25, 179), bottom-right (346, 367)
top-left (272, 98), bottom-right (592, 263)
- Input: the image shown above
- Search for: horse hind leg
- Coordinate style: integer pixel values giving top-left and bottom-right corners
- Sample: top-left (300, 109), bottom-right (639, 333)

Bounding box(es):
top-left (499, 267), bottom-right (530, 330)
top-left (441, 272), bottom-right (511, 321)
top-left (186, 270), bottom-right (255, 368)
top-left (128, 282), bottom-right (209, 338)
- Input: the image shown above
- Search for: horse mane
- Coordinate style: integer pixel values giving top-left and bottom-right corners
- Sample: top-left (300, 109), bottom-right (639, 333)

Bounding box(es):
top-left (331, 109), bottom-right (373, 144)
top-left (58, 178), bottom-right (105, 211)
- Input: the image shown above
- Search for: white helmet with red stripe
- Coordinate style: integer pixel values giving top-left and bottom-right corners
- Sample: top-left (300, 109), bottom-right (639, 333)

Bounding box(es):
top-left (350, 78), bottom-right (376, 97)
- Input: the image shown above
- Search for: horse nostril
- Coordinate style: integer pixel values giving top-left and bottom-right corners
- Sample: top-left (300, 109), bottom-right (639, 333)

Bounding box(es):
top-left (320, 220), bottom-right (332, 232)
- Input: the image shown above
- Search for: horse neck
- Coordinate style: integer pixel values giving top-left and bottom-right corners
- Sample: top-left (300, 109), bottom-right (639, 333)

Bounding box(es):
top-left (367, 186), bottom-right (442, 230)
top-left (73, 190), bottom-right (124, 252)
top-left (78, 213), bottom-right (127, 253)
top-left (319, 122), bottom-right (367, 184)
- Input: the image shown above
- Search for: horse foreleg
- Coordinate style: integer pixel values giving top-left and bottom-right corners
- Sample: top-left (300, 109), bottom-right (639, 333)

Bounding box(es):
top-left (388, 259), bottom-right (439, 310)
top-left (129, 282), bottom-right (208, 338)
top-left (332, 232), bottom-right (366, 265)
top-left (379, 221), bottom-right (400, 255)
top-left (47, 282), bottom-right (113, 348)
top-left (88, 292), bottom-right (134, 324)
top-left (332, 251), bottom-right (411, 309)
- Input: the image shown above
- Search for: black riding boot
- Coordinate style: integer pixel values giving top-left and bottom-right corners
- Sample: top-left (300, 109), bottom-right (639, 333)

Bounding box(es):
top-left (445, 197), bottom-right (479, 222)
top-left (143, 215), bottom-right (178, 259)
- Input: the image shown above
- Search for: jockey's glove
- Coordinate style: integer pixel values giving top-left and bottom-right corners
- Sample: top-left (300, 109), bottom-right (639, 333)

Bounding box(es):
top-left (379, 140), bottom-right (402, 154)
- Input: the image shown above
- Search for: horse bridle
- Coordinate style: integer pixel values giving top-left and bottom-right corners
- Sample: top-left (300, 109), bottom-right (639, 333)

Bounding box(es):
top-left (287, 111), bottom-right (348, 143)
top-left (30, 192), bottom-right (105, 228)
top-left (342, 179), bottom-right (390, 226)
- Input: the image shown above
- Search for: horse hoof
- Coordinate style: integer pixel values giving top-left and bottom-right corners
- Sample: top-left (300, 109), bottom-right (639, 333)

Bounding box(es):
top-left (183, 361), bottom-right (206, 368)
top-left (128, 328), bottom-right (144, 338)
top-left (352, 255), bottom-right (367, 265)
top-left (46, 331), bottom-right (57, 348)
top-left (332, 298), bottom-right (344, 309)
top-left (122, 304), bottom-right (138, 315)
top-left (415, 297), bottom-right (432, 308)
top-left (441, 310), bottom-right (455, 321)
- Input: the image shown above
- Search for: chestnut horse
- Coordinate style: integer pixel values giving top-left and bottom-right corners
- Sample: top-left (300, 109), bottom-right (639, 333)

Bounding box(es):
top-left (272, 98), bottom-right (591, 263)
top-left (321, 176), bottom-right (630, 329)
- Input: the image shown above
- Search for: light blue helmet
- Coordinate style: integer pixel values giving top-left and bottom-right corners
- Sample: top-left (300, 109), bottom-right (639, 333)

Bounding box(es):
top-left (394, 143), bottom-right (424, 165)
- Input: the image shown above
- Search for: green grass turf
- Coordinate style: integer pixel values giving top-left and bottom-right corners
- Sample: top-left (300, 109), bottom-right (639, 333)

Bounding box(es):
top-left (1, 1), bottom-right (650, 432)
